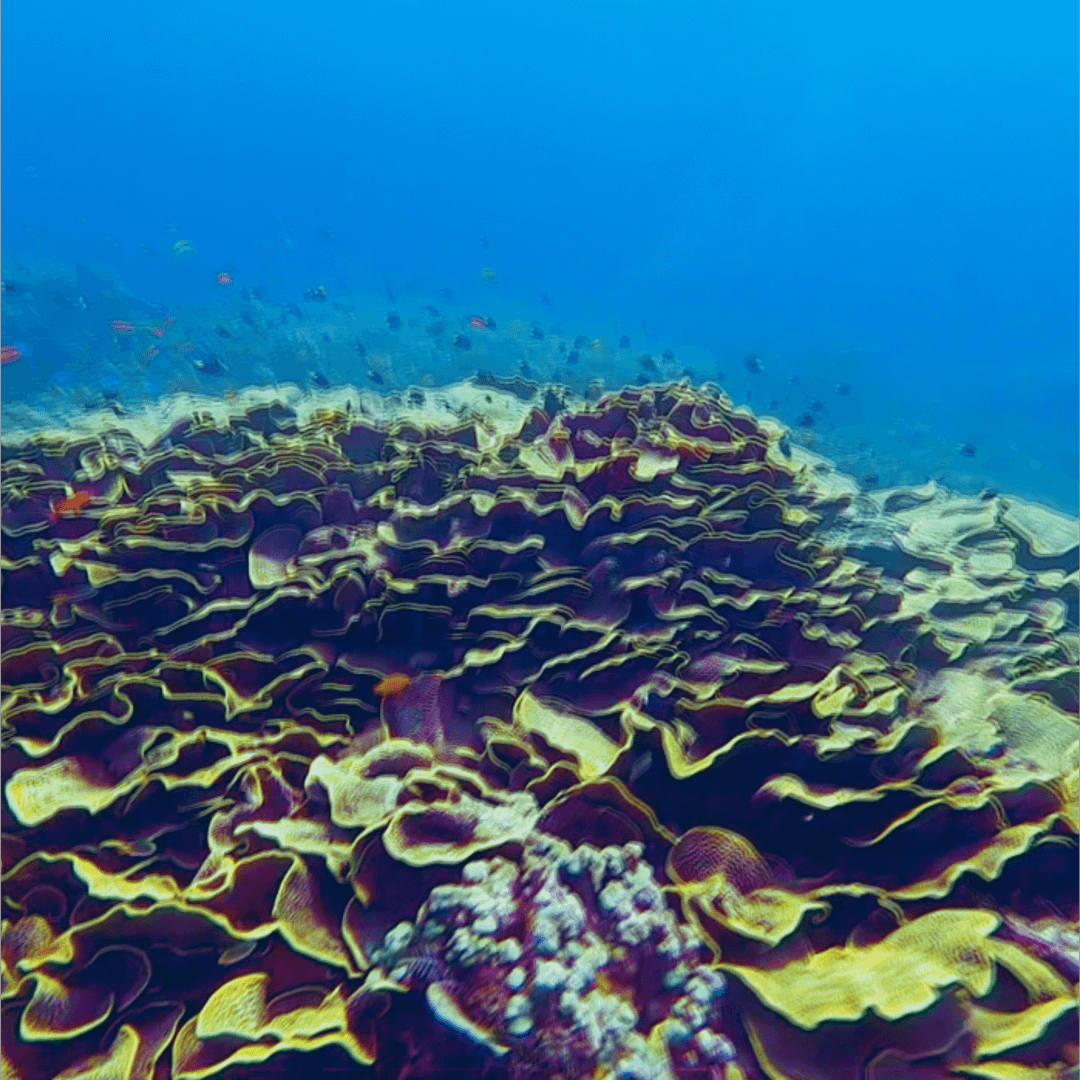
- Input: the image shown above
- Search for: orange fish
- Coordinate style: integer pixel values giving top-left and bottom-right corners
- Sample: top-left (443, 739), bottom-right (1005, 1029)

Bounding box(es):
top-left (374, 673), bottom-right (412, 697)
top-left (1, 346), bottom-right (20, 365)
top-left (110, 320), bottom-right (135, 334)
top-left (49, 491), bottom-right (93, 520)
top-left (217, 272), bottom-right (232, 286)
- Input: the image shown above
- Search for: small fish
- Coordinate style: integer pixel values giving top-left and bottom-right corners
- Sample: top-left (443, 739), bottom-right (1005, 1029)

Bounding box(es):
top-left (619, 335), bottom-right (631, 348)
top-left (638, 354), bottom-right (657, 373)
top-left (216, 272), bottom-right (233, 286)
top-left (387, 312), bottom-right (402, 330)
top-left (482, 267), bottom-right (497, 282)
top-left (1, 346), bottom-right (21, 365)
top-left (481, 234), bottom-right (489, 249)
top-left (796, 412), bottom-right (815, 428)
top-left (959, 443), bottom-right (977, 458)
top-left (367, 368), bottom-right (385, 385)
top-left (628, 750), bottom-right (654, 786)
top-left (662, 349), bottom-right (674, 361)
top-left (50, 491), bottom-right (93, 520)
top-left (311, 371), bottom-right (329, 388)
top-left (110, 320), bottom-right (136, 334)
top-left (215, 325), bottom-right (231, 338)
top-left (591, 338), bottom-right (603, 350)
top-left (540, 291), bottom-right (552, 306)
top-left (195, 357), bottom-right (224, 375)
top-left (531, 325), bottom-right (544, 340)
top-left (469, 315), bottom-right (488, 329)
top-left (744, 354), bottom-right (763, 373)
top-left (567, 349), bottom-right (579, 365)
top-left (453, 334), bottom-right (471, 350)
top-left (149, 325), bottom-right (166, 338)
top-left (836, 382), bottom-right (852, 395)
top-left (304, 286), bottom-right (327, 302)
top-left (374, 673), bottom-right (412, 697)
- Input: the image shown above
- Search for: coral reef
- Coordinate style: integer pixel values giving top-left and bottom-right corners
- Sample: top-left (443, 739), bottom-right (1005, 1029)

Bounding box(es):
top-left (1, 379), bottom-right (1076, 1079)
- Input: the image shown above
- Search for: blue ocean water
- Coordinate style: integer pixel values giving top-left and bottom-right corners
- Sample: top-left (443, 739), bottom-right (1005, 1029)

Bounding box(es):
top-left (2, 0), bottom-right (1077, 513)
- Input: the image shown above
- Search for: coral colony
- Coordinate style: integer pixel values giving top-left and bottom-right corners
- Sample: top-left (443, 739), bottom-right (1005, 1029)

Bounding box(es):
top-left (1, 379), bottom-right (1077, 1079)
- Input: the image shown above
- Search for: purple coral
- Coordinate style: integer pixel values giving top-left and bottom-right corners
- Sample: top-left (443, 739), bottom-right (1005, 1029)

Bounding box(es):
top-left (373, 832), bottom-right (739, 1079)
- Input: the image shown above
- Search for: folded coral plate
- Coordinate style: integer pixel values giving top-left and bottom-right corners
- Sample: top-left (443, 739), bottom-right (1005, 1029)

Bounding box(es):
top-left (2, 379), bottom-right (1077, 1080)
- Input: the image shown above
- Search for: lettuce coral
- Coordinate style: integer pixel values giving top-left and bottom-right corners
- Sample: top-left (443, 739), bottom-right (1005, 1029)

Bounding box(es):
top-left (1, 379), bottom-right (1076, 1079)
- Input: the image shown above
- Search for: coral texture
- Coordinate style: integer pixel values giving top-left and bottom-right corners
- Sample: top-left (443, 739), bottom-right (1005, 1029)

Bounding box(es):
top-left (1, 380), bottom-right (1076, 1079)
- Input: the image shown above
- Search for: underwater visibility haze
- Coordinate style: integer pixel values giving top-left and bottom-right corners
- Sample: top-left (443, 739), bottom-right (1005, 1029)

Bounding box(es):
top-left (1, 3), bottom-right (1077, 1079)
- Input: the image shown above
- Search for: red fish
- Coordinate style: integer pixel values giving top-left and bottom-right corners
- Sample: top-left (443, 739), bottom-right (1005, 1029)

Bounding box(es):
top-left (110, 320), bottom-right (135, 334)
top-left (149, 325), bottom-right (166, 338)
top-left (217, 272), bottom-right (232, 286)
top-left (374, 673), bottom-right (412, 697)
top-left (49, 491), bottom-right (93, 521)
top-left (469, 315), bottom-right (488, 329)
top-left (1, 346), bottom-right (20, 365)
